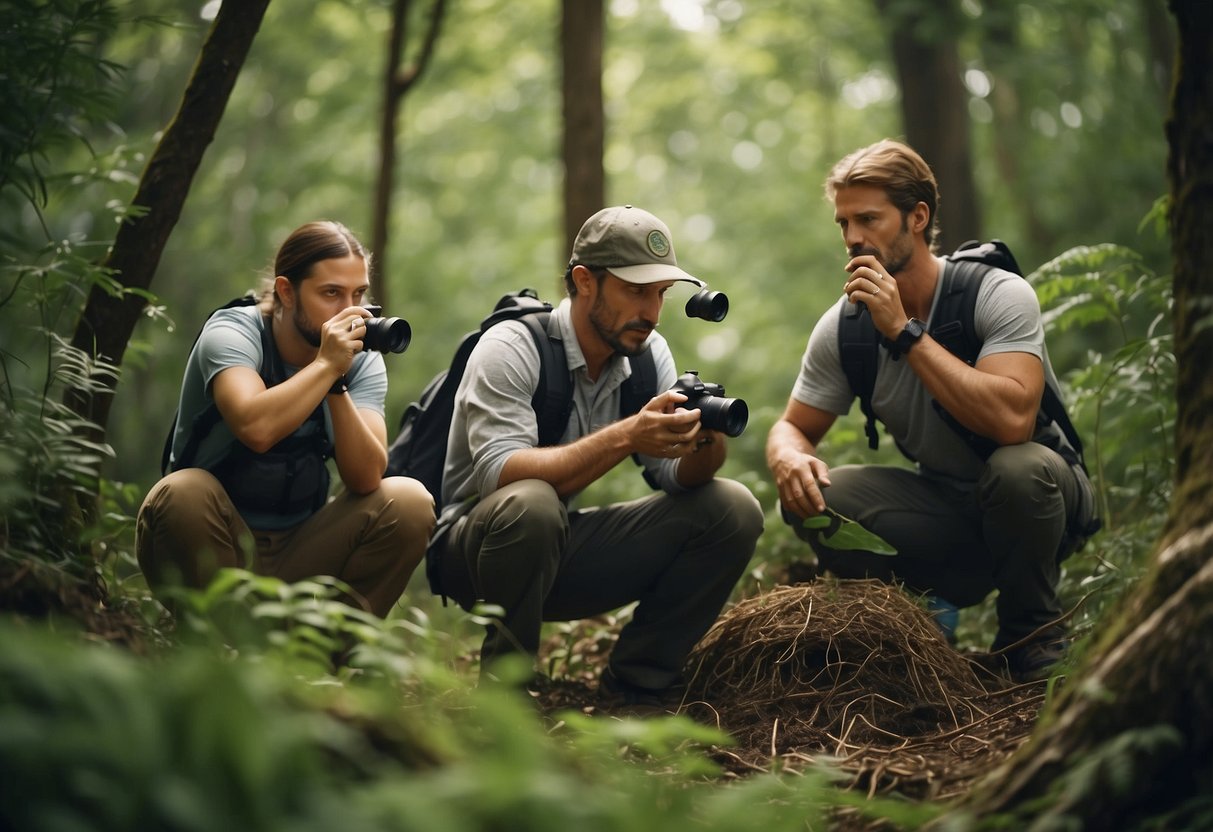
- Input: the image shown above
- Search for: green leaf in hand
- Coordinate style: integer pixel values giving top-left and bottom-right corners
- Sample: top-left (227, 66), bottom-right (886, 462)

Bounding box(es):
top-left (803, 507), bottom-right (897, 555)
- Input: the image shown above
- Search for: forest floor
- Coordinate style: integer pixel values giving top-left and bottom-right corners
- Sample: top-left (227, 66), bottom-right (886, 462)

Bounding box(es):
top-left (4, 558), bottom-right (1047, 826)
top-left (532, 578), bottom-right (1047, 806)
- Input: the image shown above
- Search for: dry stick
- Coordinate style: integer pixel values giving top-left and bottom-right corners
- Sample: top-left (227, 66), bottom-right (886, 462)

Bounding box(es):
top-left (985, 591), bottom-right (1094, 656)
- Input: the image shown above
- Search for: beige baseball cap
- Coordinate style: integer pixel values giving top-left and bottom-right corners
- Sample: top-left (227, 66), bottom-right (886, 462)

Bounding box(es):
top-left (568, 205), bottom-right (705, 287)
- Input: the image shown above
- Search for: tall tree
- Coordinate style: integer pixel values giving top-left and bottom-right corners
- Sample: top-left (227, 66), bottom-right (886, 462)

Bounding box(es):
top-left (370, 0), bottom-right (447, 308)
top-left (873, 0), bottom-right (981, 252)
top-left (65, 1), bottom-right (272, 440)
top-left (960, 1), bottom-right (1213, 827)
top-left (560, 0), bottom-right (605, 261)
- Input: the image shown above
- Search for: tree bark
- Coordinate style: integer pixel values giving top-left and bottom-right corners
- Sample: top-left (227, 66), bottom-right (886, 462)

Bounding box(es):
top-left (1143, 0), bottom-right (1178, 99)
top-left (65, 1), bottom-right (272, 438)
top-left (874, 0), bottom-right (981, 253)
top-left (370, 0), bottom-right (447, 308)
top-left (958, 2), bottom-right (1213, 826)
top-left (560, 0), bottom-right (605, 265)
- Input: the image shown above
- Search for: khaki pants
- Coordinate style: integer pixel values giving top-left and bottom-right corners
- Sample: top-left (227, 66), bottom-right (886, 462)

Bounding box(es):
top-left (435, 478), bottom-right (764, 690)
top-left (786, 443), bottom-right (1083, 647)
top-left (137, 468), bottom-right (435, 618)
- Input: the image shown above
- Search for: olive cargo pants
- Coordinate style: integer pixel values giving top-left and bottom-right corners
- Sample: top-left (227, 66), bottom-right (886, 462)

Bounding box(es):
top-left (137, 468), bottom-right (435, 618)
top-left (786, 443), bottom-right (1085, 646)
top-left (435, 478), bottom-right (764, 691)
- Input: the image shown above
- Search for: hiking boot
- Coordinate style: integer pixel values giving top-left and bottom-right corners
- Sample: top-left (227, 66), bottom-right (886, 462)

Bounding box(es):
top-left (1004, 635), bottom-right (1070, 683)
top-left (597, 667), bottom-right (684, 717)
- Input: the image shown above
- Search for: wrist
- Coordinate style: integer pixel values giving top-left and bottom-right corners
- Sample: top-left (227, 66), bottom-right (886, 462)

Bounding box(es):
top-left (328, 375), bottom-right (348, 396)
top-left (884, 317), bottom-right (926, 357)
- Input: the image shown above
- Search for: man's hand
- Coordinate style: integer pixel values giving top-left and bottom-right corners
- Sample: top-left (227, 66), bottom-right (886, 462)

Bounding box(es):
top-left (630, 390), bottom-right (705, 459)
top-left (844, 254), bottom-right (909, 340)
top-left (318, 306), bottom-right (373, 377)
top-left (766, 401), bottom-right (838, 519)
top-left (772, 450), bottom-right (832, 519)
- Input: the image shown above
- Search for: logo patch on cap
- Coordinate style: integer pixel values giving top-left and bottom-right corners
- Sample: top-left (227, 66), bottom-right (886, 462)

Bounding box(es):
top-left (646, 229), bottom-right (671, 258)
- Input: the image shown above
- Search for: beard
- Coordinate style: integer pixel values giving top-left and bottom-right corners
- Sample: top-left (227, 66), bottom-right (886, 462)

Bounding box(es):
top-left (292, 304), bottom-right (322, 348)
top-left (588, 291), bottom-right (654, 357)
top-left (849, 215), bottom-right (914, 275)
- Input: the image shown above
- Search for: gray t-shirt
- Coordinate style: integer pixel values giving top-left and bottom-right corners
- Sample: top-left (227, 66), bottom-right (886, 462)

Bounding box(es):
top-left (792, 257), bottom-right (1062, 483)
top-left (168, 303), bottom-right (387, 528)
top-left (442, 298), bottom-right (682, 508)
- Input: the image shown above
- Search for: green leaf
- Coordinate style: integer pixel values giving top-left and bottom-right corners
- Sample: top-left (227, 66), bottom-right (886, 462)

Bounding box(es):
top-left (803, 508), bottom-right (897, 555)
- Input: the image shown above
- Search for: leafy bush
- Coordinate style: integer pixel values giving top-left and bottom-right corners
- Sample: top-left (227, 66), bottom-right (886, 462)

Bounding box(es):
top-left (0, 605), bottom-right (942, 832)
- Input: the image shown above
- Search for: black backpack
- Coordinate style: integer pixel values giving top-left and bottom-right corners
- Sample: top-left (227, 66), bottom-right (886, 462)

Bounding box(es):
top-left (160, 295), bottom-right (333, 517)
top-left (838, 240), bottom-right (1101, 548)
top-left (385, 288), bottom-right (658, 507)
top-left (838, 240), bottom-right (1089, 472)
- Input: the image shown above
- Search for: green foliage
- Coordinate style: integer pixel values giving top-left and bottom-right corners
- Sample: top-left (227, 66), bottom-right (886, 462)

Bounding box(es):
top-left (803, 507), bottom-right (898, 555)
top-left (0, 604), bottom-right (943, 832)
top-left (0, 337), bottom-right (117, 566)
top-left (0, 0), bottom-right (141, 594)
top-left (1031, 242), bottom-right (1175, 521)
top-left (1028, 241), bottom-right (1174, 633)
top-left (0, 0), bottom-right (124, 213)
top-left (0, 2), bottom-right (1189, 830)
top-left (0, 621), bottom-right (407, 832)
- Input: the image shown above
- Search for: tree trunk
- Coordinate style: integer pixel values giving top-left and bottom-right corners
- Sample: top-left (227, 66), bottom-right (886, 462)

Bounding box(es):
top-left (1143, 0), bottom-right (1178, 98)
top-left (959, 3), bottom-right (1213, 826)
top-left (979, 0), bottom-right (1051, 255)
top-left (560, 0), bottom-right (605, 266)
top-left (65, 1), bottom-right (272, 439)
top-left (874, 0), bottom-right (981, 253)
top-left (370, 0), bottom-right (447, 308)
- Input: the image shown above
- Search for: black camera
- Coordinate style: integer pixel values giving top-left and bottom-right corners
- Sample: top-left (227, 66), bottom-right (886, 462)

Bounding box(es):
top-left (361, 305), bottom-right (411, 354)
top-left (669, 371), bottom-right (748, 437)
top-left (685, 288), bottom-right (728, 322)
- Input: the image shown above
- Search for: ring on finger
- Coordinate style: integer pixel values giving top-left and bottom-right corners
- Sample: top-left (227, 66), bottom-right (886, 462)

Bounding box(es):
top-left (349, 318), bottom-right (359, 332)
top-left (873, 287), bottom-right (881, 295)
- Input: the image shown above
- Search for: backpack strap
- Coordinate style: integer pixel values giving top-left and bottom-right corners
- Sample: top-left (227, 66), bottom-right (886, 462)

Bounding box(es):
top-left (928, 257), bottom-right (983, 365)
top-left (523, 311), bottom-right (573, 447)
top-left (837, 299), bottom-right (882, 450)
top-left (162, 295), bottom-right (259, 474)
top-left (620, 348), bottom-right (657, 418)
top-left (933, 255), bottom-right (1087, 468)
top-left (620, 347), bottom-right (660, 488)
top-left (165, 302), bottom-right (331, 474)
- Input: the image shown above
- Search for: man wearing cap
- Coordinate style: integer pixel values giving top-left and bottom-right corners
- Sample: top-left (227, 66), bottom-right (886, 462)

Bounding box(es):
top-left (433, 205), bottom-right (763, 707)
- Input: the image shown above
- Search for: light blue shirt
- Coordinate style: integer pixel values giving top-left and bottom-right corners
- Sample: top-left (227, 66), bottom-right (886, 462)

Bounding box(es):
top-left (168, 302), bottom-right (387, 527)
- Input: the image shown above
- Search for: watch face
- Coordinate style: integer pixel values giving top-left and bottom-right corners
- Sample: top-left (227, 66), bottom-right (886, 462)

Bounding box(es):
top-left (897, 318), bottom-right (925, 352)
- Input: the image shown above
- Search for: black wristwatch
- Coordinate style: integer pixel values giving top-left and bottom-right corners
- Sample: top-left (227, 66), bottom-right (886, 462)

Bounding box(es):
top-left (894, 317), bottom-right (927, 354)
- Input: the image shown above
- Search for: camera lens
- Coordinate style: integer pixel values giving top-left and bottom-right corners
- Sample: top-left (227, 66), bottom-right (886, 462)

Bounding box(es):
top-left (363, 316), bottom-right (411, 354)
top-left (697, 395), bottom-right (748, 437)
top-left (685, 288), bottom-right (729, 322)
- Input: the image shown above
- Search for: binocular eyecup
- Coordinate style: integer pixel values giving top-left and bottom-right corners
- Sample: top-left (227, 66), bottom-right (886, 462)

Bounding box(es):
top-left (685, 288), bottom-right (728, 322)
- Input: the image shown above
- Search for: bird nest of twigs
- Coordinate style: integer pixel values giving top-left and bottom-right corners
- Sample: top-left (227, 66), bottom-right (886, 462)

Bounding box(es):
top-left (680, 579), bottom-right (1045, 798)
top-left (536, 577), bottom-right (1048, 801)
